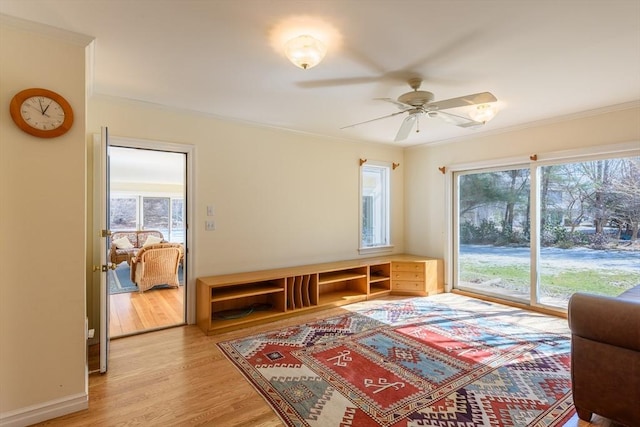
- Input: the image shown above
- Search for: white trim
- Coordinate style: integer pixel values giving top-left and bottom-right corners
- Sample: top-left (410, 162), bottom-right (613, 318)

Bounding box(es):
top-left (446, 140), bottom-right (640, 309)
top-left (359, 161), bottom-right (392, 251)
top-left (0, 392), bottom-right (88, 427)
top-left (529, 165), bottom-right (540, 306)
top-left (443, 170), bottom-right (454, 293)
top-left (408, 101), bottom-right (640, 149)
top-left (0, 13), bottom-right (94, 46)
top-left (358, 245), bottom-right (394, 255)
top-left (92, 134), bottom-right (197, 325)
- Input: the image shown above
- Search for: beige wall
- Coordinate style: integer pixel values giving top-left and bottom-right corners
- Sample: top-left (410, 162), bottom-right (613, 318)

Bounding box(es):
top-left (0, 22), bottom-right (89, 422)
top-left (86, 95), bottom-right (405, 332)
top-left (88, 96), bottom-right (405, 273)
top-left (404, 105), bottom-right (640, 268)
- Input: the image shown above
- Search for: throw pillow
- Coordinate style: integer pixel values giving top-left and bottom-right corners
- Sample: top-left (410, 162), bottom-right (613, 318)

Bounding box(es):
top-left (113, 236), bottom-right (134, 249)
top-left (143, 235), bottom-right (163, 247)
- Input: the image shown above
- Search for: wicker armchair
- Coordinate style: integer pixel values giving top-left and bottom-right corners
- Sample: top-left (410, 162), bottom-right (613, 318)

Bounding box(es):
top-left (130, 242), bottom-right (183, 292)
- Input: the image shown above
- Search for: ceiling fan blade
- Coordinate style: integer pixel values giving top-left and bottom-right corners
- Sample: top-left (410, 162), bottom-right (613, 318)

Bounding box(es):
top-left (427, 92), bottom-right (497, 111)
top-left (394, 114), bottom-right (418, 141)
top-left (341, 110), bottom-right (407, 129)
top-left (375, 97), bottom-right (410, 110)
top-left (431, 110), bottom-right (484, 128)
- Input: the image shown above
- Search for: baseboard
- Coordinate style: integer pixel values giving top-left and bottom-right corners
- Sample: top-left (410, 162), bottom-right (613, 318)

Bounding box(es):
top-left (0, 392), bottom-right (88, 427)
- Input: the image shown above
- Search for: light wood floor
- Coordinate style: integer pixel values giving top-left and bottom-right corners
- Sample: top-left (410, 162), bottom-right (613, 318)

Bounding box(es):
top-left (109, 285), bottom-right (185, 338)
top-left (38, 296), bottom-right (621, 427)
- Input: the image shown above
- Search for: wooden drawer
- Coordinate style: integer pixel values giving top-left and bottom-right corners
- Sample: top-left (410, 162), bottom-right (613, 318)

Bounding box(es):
top-left (392, 281), bottom-right (425, 292)
top-left (392, 271), bottom-right (424, 281)
top-left (392, 262), bottom-right (425, 273)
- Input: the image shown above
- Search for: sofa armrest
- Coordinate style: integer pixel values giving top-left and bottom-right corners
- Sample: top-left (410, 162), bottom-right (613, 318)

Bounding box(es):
top-left (568, 292), bottom-right (640, 352)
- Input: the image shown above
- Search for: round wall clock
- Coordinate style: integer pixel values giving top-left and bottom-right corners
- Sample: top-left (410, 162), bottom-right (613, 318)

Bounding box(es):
top-left (9, 88), bottom-right (74, 138)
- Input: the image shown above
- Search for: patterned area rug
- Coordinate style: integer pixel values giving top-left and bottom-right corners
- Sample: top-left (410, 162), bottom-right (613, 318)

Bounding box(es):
top-left (217, 295), bottom-right (574, 427)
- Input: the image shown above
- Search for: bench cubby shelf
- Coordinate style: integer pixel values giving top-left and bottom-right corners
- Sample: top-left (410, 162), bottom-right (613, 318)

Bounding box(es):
top-left (197, 255), bottom-right (442, 335)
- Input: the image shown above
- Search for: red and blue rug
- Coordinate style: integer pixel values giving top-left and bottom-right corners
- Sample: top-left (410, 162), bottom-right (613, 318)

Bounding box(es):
top-left (217, 296), bottom-right (574, 426)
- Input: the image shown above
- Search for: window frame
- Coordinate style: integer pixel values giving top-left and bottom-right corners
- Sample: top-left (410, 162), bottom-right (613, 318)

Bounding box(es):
top-left (110, 192), bottom-right (185, 242)
top-left (446, 141), bottom-right (640, 311)
top-left (359, 160), bottom-right (393, 254)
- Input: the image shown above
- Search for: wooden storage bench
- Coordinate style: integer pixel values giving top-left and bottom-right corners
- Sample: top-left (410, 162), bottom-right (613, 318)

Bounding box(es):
top-left (197, 255), bottom-right (443, 335)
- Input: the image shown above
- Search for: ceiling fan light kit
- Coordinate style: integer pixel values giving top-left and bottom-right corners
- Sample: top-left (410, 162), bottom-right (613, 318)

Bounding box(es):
top-left (469, 103), bottom-right (497, 124)
top-left (284, 35), bottom-right (327, 69)
top-left (342, 78), bottom-right (498, 142)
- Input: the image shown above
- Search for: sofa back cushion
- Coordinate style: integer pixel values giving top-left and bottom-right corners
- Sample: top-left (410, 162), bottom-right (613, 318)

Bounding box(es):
top-left (138, 231), bottom-right (164, 247)
top-left (110, 230), bottom-right (164, 248)
top-left (111, 231), bottom-right (141, 248)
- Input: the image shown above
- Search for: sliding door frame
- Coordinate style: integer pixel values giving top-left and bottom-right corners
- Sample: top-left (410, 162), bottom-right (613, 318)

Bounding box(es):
top-left (446, 141), bottom-right (640, 312)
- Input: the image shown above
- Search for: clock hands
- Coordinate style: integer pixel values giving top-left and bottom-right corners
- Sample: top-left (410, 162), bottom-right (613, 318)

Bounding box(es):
top-left (37, 97), bottom-right (54, 116)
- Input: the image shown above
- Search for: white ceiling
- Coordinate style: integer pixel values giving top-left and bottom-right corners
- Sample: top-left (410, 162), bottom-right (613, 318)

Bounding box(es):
top-left (2, 0), bottom-right (639, 147)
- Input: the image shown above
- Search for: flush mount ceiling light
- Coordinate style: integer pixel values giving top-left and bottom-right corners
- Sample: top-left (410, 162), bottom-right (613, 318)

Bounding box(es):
top-left (284, 35), bottom-right (327, 69)
top-left (469, 103), bottom-right (498, 124)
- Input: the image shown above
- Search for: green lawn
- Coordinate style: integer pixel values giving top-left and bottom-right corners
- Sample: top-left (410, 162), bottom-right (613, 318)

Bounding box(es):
top-left (459, 261), bottom-right (639, 299)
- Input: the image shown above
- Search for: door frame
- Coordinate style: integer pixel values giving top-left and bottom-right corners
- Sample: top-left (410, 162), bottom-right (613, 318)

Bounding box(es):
top-left (92, 134), bottom-right (196, 352)
top-left (108, 135), bottom-right (196, 324)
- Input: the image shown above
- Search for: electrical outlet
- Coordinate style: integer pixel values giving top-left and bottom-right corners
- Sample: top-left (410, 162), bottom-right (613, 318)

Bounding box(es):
top-left (205, 220), bottom-right (215, 231)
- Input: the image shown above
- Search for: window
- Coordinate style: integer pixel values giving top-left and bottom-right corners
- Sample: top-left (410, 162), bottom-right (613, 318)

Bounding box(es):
top-left (455, 167), bottom-right (531, 302)
top-left (360, 162), bottom-right (391, 251)
top-left (453, 150), bottom-right (640, 310)
top-left (110, 194), bottom-right (185, 243)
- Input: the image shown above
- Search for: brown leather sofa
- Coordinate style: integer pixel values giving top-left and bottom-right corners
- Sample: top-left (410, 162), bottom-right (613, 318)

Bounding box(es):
top-left (568, 285), bottom-right (640, 426)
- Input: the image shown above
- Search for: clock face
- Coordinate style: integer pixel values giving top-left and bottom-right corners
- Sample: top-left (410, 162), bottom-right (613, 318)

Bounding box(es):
top-left (20, 96), bottom-right (66, 131)
top-left (9, 88), bottom-right (74, 138)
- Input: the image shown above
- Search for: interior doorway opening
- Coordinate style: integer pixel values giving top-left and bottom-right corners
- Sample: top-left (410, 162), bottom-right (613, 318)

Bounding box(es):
top-left (108, 146), bottom-right (187, 338)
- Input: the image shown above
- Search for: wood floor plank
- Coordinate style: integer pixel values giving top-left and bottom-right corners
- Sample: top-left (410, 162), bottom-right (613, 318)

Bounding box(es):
top-left (43, 296), bottom-right (621, 427)
top-left (109, 286), bottom-right (184, 338)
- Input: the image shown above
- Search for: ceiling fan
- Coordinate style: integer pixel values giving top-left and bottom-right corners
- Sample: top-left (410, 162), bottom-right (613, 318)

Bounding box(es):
top-left (341, 78), bottom-right (497, 141)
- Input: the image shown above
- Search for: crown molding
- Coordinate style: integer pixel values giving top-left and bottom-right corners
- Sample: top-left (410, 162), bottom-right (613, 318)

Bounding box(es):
top-left (409, 100), bottom-right (640, 150)
top-left (0, 13), bottom-right (94, 46)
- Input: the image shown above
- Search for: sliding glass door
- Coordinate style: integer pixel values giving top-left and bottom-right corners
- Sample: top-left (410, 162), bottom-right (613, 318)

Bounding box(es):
top-left (455, 167), bottom-right (531, 303)
top-left (537, 158), bottom-right (640, 307)
top-left (454, 154), bottom-right (640, 310)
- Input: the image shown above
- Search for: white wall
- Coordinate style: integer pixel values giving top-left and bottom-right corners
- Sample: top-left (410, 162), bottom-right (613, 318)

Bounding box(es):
top-left (404, 105), bottom-right (640, 271)
top-left (0, 21), bottom-right (90, 424)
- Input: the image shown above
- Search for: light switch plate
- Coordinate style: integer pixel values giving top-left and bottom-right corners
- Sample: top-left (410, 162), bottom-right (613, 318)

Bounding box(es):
top-left (206, 205), bottom-right (214, 216)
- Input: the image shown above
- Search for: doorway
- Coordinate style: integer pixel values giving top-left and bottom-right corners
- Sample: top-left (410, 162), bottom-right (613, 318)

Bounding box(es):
top-left (107, 146), bottom-right (187, 338)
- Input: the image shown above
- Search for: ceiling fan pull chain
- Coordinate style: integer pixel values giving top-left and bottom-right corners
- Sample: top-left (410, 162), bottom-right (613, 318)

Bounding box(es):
top-left (416, 116), bottom-right (420, 133)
